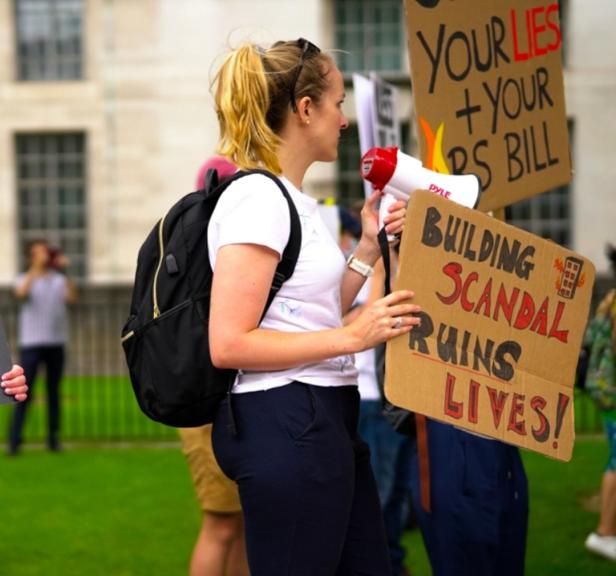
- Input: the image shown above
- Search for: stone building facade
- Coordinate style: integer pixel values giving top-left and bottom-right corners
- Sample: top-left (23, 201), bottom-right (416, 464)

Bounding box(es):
top-left (0, 0), bottom-right (613, 287)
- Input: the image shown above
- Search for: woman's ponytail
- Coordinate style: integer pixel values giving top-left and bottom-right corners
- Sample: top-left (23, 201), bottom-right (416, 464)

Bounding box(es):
top-left (214, 45), bottom-right (282, 174)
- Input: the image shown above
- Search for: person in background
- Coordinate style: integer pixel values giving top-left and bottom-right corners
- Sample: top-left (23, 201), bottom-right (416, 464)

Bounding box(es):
top-left (180, 425), bottom-right (249, 576)
top-left (7, 240), bottom-right (77, 455)
top-left (178, 155), bottom-right (249, 576)
top-left (584, 243), bottom-right (616, 562)
top-left (340, 205), bottom-right (414, 576)
top-left (408, 418), bottom-right (528, 576)
top-left (208, 38), bottom-right (419, 575)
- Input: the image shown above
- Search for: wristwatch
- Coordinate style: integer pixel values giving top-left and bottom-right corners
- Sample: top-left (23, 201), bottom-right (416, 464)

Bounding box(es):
top-left (346, 254), bottom-right (374, 278)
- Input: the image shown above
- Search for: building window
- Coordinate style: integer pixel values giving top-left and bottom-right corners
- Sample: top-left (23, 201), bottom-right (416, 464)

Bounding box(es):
top-left (15, 0), bottom-right (84, 81)
top-left (334, 0), bottom-right (405, 74)
top-left (337, 126), bottom-right (363, 204)
top-left (337, 122), bottom-right (411, 205)
top-left (505, 183), bottom-right (571, 247)
top-left (16, 133), bottom-right (88, 278)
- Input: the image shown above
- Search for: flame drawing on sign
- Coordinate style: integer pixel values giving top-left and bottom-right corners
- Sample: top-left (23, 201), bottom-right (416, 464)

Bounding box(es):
top-left (554, 257), bottom-right (585, 299)
top-left (419, 116), bottom-right (450, 174)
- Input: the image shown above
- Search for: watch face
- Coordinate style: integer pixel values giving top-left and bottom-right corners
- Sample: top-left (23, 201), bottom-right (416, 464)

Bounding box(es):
top-left (348, 255), bottom-right (373, 277)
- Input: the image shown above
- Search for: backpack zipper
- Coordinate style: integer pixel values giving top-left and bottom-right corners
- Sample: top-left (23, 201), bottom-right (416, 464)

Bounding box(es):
top-left (121, 330), bottom-right (134, 343)
top-left (152, 214), bottom-right (166, 318)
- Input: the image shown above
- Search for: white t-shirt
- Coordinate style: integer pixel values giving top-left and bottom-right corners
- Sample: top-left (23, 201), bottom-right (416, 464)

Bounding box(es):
top-left (353, 280), bottom-right (381, 401)
top-left (208, 174), bottom-right (358, 393)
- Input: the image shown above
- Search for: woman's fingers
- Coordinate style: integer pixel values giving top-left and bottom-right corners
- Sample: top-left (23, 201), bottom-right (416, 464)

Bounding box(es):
top-left (2, 364), bottom-right (24, 381)
top-left (382, 199), bottom-right (407, 235)
top-left (352, 289), bottom-right (423, 351)
top-left (388, 303), bottom-right (422, 318)
top-left (4, 385), bottom-right (28, 396)
top-left (379, 291), bottom-right (422, 331)
top-left (1, 365), bottom-right (28, 400)
top-left (2, 380), bottom-right (27, 392)
top-left (364, 188), bottom-right (383, 213)
top-left (390, 314), bottom-right (422, 329)
top-left (384, 199), bottom-right (406, 215)
top-left (381, 290), bottom-right (415, 305)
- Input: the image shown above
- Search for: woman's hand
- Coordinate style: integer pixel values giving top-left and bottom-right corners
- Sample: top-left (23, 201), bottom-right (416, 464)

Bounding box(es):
top-left (380, 195), bottom-right (407, 238)
top-left (356, 190), bottom-right (407, 257)
top-left (1, 365), bottom-right (28, 402)
top-left (345, 290), bottom-right (422, 352)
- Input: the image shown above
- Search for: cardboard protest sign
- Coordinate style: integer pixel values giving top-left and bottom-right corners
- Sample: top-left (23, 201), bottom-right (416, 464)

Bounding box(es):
top-left (353, 73), bottom-right (377, 198)
top-left (353, 73), bottom-right (402, 198)
top-left (404, 0), bottom-right (571, 212)
top-left (385, 190), bottom-right (595, 461)
top-left (369, 73), bottom-right (401, 150)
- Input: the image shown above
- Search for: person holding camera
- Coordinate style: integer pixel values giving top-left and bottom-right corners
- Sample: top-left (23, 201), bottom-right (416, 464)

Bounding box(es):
top-left (7, 239), bottom-right (77, 455)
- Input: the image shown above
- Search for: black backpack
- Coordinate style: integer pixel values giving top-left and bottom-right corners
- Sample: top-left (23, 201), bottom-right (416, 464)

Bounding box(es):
top-left (121, 169), bottom-right (302, 427)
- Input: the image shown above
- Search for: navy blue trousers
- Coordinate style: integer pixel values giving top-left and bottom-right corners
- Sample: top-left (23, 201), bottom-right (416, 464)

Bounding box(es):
top-left (212, 383), bottom-right (392, 576)
top-left (8, 345), bottom-right (65, 451)
top-left (410, 419), bottom-right (528, 576)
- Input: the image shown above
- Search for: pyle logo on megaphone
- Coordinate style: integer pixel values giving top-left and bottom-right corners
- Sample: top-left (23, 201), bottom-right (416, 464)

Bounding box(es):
top-left (360, 147), bottom-right (481, 210)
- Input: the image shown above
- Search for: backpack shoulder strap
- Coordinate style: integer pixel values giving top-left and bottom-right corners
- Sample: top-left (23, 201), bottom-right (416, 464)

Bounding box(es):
top-left (208, 169), bottom-right (302, 319)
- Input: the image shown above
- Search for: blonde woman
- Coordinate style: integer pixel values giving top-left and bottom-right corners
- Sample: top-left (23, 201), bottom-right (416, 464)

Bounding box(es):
top-left (208, 39), bottom-right (420, 575)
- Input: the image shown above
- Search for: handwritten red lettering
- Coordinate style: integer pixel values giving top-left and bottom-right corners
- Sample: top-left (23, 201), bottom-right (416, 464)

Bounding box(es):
top-left (511, 4), bottom-right (562, 62)
top-left (440, 374), bottom-right (564, 448)
top-left (507, 393), bottom-right (527, 435)
top-left (437, 262), bottom-right (570, 343)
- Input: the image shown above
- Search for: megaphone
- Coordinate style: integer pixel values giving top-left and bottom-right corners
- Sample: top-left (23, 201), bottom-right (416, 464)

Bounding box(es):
top-left (360, 147), bottom-right (481, 237)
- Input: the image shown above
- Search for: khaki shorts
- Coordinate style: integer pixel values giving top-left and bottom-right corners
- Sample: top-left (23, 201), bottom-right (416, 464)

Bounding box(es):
top-left (179, 424), bottom-right (242, 513)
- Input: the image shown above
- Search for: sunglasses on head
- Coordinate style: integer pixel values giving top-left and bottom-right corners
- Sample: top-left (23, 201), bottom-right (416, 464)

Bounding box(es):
top-left (289, 38), bottom-right (321, 112)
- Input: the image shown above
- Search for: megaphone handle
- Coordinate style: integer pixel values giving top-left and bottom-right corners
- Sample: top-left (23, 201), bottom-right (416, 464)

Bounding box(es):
top-left (378, 193), bottom-right (398, 243)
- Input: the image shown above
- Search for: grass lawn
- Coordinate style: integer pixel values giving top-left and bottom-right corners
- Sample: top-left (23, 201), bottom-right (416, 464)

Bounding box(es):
top-left (1, 437), bottom-right (615, 575)
top-left (0, 446), bottom-right (197, 576)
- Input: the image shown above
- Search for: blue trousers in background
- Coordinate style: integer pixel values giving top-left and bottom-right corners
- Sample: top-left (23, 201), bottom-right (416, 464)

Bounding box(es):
top-left (8, 345), bottom-right (64, 453)
top-left (359, 400), bottom-right (413, 575)
top-left (410, 419), bottom-right (528, 576)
